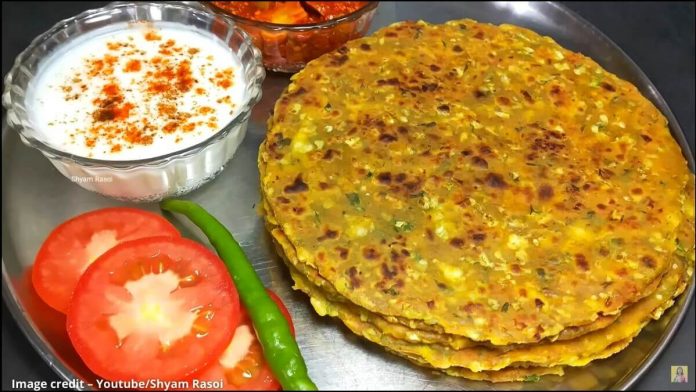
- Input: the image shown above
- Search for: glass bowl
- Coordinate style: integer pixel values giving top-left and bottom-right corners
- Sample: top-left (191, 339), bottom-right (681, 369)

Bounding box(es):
top-left (204, 1), bottom-right (379, 73)
top-left (2, 1), bottom-right (265, 202)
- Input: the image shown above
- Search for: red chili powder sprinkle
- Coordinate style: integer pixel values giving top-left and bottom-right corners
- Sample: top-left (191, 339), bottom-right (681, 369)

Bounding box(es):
top-left (56, 28), bottom-right (238, 155)
top-left (176, 60), bottom-right (194, 93)
top-left (89, 59), bottom-right (105, 76)
top-left (199, 106), bottom-right (214, 115)
top-left (144, 30), bottom-right (161, 41)
top-left (213, 68), bottom-right (235, 89)
top-left (148, 82), bottom-right (168, 94)
top-left (125, 125), bottom-right (153, 145)
top-left (163, 122), bottom-right (178, 134)
top-left (124, 59), bottom-right (141, 72)
top-left (113, 102), bottom-right (134, 121)
top-left (102, 83), bottom-right (120, 96)
top-left (93, 100), bottom-right (134, 122)
top-left (158, 103), bottom-right (177, 117)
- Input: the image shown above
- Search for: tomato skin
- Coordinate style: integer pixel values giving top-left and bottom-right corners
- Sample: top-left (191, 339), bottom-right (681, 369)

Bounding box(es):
top-left (32, 207), bottom-right (180, 313)
top-left (67, 236), bottom-right (240, 382)
top-left (192, 289), bottom-right (295, 390)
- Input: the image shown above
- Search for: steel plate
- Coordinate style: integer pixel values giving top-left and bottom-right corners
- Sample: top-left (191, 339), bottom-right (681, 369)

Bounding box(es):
top-left (2, 1), bottom-right (694, 390)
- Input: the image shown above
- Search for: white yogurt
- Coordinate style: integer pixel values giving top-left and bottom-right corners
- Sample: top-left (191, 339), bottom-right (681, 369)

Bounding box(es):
top-left (27, 22), bottom-right (247, 160)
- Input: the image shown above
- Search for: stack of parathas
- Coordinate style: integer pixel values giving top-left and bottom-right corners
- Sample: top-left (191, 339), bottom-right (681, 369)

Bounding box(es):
top-left (259, 19), bottom-right (695, 382)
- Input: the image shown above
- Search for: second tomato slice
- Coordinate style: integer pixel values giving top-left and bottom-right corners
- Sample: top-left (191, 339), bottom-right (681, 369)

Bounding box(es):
top-left (67, 236), bottom-right (241, 382)
top-left (194, 290), bottom-right (295, 390)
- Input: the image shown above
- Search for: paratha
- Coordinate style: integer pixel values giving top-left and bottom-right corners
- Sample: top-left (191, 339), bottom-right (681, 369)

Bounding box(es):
top-left (262, 174), bottom-right (693, 351)
top-left (259, 18), bottom-right (692, 346)
top-left (287, 253), bottom-right (684, 371)
top-left (258, 17), bottom-right (695, 381)
top-left (264, 198), bottom-right (626, 350)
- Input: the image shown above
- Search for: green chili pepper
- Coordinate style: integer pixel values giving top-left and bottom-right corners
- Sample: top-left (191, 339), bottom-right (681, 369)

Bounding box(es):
top-left (160, 199), bottom-right (317, 391)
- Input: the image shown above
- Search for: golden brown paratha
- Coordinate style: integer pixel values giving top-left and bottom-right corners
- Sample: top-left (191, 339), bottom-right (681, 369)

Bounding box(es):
top-left (260, 19), bottom-right (692, 346)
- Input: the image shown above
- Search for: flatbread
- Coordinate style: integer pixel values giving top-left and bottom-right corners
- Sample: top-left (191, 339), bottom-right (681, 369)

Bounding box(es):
top-left (259, 18), bottom-right (691, 345)
top-left (287, 253), bottom-right (684, 371)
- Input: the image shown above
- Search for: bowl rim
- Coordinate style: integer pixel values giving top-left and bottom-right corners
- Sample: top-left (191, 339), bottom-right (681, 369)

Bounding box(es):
top-left (203, 1), bottom-right (379, 30)
top-left (1, 1), bottom-right (265, 169)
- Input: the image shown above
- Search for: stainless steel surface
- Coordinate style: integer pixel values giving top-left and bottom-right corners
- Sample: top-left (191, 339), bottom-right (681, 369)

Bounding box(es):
top-left (2, 1), bottom-right (694, 390)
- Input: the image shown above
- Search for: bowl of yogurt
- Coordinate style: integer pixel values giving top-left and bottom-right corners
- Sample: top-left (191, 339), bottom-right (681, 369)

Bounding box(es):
top-left (3, 1), bottom-right (265, 201)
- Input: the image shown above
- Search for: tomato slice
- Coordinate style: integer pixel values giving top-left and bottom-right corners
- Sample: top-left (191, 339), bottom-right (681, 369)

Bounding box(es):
top-left (32, 207), bottom-right (180, 313)
top-left (194, 289), bottom-right (295, 390)
top-left (66, 236), bottom-right (240, 382)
